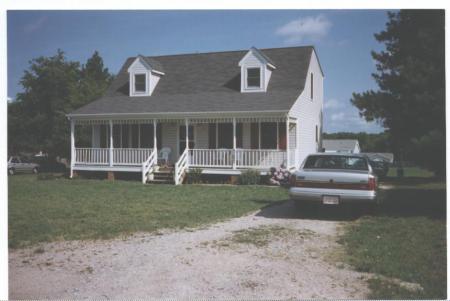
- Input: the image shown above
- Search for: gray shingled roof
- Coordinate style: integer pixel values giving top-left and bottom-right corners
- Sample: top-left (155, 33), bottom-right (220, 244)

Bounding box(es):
top-left (138, 55), bottom-right (165, 73)
top-left (69, 46), bottom-right (315, 116)
top-left (323, 140), bottom-right (360, 152)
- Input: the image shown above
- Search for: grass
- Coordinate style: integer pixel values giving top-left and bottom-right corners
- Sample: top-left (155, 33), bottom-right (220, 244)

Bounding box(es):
top-left (386, 166), bottom-right (435, 178)
top-left (339, 177), bottom-right (446, 299)
top-left (8, 174), bottom-right (288, 248)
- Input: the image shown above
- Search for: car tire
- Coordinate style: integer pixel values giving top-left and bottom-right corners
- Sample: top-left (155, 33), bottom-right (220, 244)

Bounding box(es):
top-left (8, 168), bottom-right (14, 176)
top-left (32, 167), bottom-right (38, 174)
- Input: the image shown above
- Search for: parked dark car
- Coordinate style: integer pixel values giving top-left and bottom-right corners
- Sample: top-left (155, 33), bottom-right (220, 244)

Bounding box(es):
top-left (368, 158), bottom-right (390, 178)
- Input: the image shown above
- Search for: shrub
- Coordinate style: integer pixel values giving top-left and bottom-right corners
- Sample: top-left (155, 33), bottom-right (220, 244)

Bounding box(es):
top-left (187, 168), bottom-right (203, 184)
top-left (239, 169), bottom-right (260, 185)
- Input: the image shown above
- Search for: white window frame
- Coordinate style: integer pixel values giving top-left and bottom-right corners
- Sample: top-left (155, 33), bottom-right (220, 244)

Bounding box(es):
top-left (129, 71), bottom-right (150, 96)
top-left (245, 67), bottom-right (262, 90)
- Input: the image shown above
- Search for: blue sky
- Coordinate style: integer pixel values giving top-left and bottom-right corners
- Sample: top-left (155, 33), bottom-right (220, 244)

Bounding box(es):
top-left (7, 10), bottom-right (389, 133)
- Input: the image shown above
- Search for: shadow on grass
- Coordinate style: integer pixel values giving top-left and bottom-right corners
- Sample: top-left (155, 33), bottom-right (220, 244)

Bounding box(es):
top-left (256, 179), bottom-right (446, 221)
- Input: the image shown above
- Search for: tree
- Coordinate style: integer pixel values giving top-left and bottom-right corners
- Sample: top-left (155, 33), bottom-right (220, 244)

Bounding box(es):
top-left (8, 50), bottom-right (113, 158)
top-left (350, 10), bottom-right (445, 176)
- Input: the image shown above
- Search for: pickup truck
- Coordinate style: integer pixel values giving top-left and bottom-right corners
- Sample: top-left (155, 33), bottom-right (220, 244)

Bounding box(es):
top-left (289, 153), bottom-right (378, 205)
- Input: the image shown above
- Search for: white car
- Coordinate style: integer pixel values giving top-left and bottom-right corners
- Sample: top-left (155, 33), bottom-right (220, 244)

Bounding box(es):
top-left (8, 156), bottom-right (40, 175)
top-left (289, 153), bottom-right (378, 206)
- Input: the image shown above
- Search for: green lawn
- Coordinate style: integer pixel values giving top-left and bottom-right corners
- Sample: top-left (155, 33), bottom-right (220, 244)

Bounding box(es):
top-left (339, 177), bottom-right (446, 299)
top-left (8, 174), bottom-right (288, 248)
top-left (386, 166), bottom-right (435, 178)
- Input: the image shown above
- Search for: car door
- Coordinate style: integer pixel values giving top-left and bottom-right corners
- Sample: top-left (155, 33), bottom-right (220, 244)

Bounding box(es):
top-left (10, 157), bottom-right (20, 171)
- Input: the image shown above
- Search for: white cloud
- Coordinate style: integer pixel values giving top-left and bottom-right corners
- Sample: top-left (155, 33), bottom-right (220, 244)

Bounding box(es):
top-left (325, 108), bottom-right (384, 133)
top-left (23, 16), bottom-right (48, 34)
top-left (7, 96), bottom-right (14, 103)
top-left (324, 98), bottom-right (343, 109)
top-left (276, 14), bottom-right (332, 45)
top-left (331, 112), bottom-right (345, 121)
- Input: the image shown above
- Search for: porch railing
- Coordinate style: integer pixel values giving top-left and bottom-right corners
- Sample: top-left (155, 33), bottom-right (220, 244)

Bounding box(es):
top-left (188, 149), bottom-right (287, 169)
top-left (236, 149), bottom-right (287, 168)
top-left (175, 148), bottom-right (189, 185)
top-left (75, 148), bottom-right (109, 165)
top-left (189, 149), bottom-right (234, 168)
top-left (142, 148), bottom-right (157, 184)
top-left (113, 148), bottom-right (154, 165)
top-left (75, 148), bottom-right (153, 165)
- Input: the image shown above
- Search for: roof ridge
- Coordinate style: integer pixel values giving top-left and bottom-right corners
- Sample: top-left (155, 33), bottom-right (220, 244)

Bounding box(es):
top-left (140, 45), bottom-right (314, 59)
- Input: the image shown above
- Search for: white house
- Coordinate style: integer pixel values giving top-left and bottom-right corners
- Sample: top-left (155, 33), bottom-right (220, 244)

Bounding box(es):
top-left (67, 46), bottom-right (324, 184)
top-left (322, 139), bottom-right (360, 154)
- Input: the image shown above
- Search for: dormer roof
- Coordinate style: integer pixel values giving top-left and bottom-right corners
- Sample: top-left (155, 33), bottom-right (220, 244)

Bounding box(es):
top-left (238, 46), bottom-right (276, 69)
top-left (128, 55), bottom-right (165, 75)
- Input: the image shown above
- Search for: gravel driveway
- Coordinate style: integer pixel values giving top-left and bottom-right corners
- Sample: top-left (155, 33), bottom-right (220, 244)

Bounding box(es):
top-left (9, 200), bottom-right (369, 299)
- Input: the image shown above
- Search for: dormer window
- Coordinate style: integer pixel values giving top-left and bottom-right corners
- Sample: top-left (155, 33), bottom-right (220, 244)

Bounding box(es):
top-left (128, 55), bottom-right (165, 97)
top-left (246, 68), bottom-right (261, 88)
top-left (238, 47), bottom-right (276, 93)
top-left (134, 74), bottom-right (147, 92)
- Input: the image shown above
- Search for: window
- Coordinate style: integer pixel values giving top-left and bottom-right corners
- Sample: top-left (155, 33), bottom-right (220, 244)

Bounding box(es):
top-left (260, 122), bottom-right (277, 149)
top-left (100, 125), bottom-right (110, 148)
top-left (247, 68), bottom-right (261, 88)
top-left (208, 123), bottom-right (217, 149)
top-left (304, 155), bottom-right (368, 171)
top-left (310, 73), bottom-right (314, 100)
top-left (250, 123), bottom-right (259, 149)
top-left (134, 74), bottom-right (146, 92)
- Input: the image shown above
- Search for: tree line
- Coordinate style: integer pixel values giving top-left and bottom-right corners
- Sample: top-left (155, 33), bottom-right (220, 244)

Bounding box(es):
top-left (8, 50), bottom-right (113, 158)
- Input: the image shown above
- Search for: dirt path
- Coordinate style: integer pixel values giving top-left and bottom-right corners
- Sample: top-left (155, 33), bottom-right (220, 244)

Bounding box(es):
top-left (9, 201), bottom-right (369, 299)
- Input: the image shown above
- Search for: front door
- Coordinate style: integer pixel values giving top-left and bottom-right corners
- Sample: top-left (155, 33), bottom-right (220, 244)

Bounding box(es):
top-left (179, 125), bottom-right (195, 155)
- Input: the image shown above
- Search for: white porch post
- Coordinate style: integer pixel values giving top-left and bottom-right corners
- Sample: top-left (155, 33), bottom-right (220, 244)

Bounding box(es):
top-left (70, 119), bottom-right (75, 178)
top-left (185, 118), bottom-right (189, 150)
top-left (276, 121), bottom-right (279, 150)
top-left (258, 121), bottom-right (261, 149)
top-left (153, 120), bottom-right (158, 158)
top-left (233, 117), bottom-right (237, 169)
top-left (286, 116), bottom-right (290, 169)
top-left (109, 120), bottom-right (114, 167)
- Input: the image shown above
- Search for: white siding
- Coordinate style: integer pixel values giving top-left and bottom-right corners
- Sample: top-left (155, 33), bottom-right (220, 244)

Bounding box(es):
top-left (288, 50), bottom-right (324, 168)
top-left (239, 51), bottom-right (266, 93)
top-left (265, 66), bottom-right (272, 90)
top-left (128, 57), bottom-right (160, 96)
top-left (129, 59), bottom-right (148, 73)
top-left (149, 73), bottom-right (161, 95)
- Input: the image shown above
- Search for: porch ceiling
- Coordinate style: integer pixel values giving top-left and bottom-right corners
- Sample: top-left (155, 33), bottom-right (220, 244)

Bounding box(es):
top-left (71, 114), bottom-right (291, 125)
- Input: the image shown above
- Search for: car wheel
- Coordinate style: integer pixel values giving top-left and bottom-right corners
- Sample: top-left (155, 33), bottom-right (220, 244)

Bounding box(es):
top-left (32, 167), bottom-right (38, 174)
top-left (8, 168), bottom-right (14, 176)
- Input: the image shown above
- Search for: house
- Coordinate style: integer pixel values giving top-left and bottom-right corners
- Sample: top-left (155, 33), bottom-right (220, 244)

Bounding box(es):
top-left (364, 152), bottom-right (394, 164)
top-left (67, 46), bottom-right (324, 184)
top-left (322, 139), bottom-right (360, 154)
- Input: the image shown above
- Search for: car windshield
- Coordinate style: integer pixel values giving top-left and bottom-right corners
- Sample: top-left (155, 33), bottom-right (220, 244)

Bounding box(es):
top-left (304, 155), bottom-right (369, 171)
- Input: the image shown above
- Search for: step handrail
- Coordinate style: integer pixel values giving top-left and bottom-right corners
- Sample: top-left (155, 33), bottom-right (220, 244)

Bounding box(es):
top-left (174, 148), bottom-right (189, 185)
top-left (141, 148), bottom-right (157, 184)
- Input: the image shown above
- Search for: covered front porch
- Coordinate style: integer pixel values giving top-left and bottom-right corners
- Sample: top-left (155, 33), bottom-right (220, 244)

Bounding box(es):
top-left (69, 114), bottom-right (297, 184)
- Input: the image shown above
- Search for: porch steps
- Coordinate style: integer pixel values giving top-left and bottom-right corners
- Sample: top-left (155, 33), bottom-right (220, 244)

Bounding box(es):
top-left (147, 167), bottom-right (175, 184)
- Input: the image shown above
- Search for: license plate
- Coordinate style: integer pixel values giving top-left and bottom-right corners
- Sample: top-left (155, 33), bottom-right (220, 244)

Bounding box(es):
top-left (322, 195), bottom-right (339, 205)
